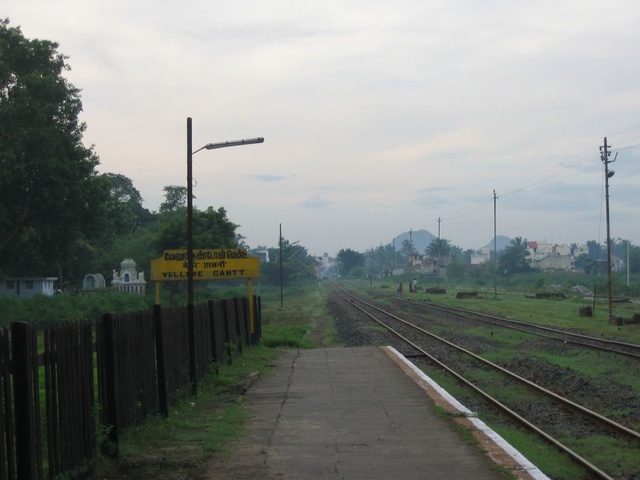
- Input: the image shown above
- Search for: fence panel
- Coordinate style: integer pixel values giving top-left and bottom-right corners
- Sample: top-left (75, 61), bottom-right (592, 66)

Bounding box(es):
top-left (11, 322), bottom-right (42, 480)
top-left (208, 300), bottom-right (226, 363)
top-left (3, 295), bottom-right (261, 477)
top-left (158, 306), bottom-right (190, 404)
top-left (234, 297), bottom-right (249, 349)
top-left (194, 303), bottom-right (213, 383)
top-left (97, 310), bottom-right (157, 442)
top-left (44, 322), bottom-right (95, 477)
top-left (253, 295), bottom-right (262, 343)
top-left (0, 328), bottom-right (15, 480)
top-left (222, 299), bottom-right (238, 363)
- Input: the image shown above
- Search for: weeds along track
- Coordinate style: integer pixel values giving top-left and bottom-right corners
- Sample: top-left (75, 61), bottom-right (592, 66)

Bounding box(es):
top-left (329, 281), bottom-right (640, 480)
top-left (368, 287), bottom-right (640, 360)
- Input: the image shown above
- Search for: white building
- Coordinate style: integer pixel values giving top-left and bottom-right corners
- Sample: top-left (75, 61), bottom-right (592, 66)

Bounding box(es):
top-left (0, 277), bottom-right (58, 298)
top-left (111, 258), bottom-right (146, 294)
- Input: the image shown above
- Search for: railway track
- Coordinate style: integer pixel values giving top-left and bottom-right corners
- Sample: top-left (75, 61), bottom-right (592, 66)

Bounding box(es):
top-left (368, 287), bottom-right (640, 360)
top-left (329, 281), bottom-right (640, 480)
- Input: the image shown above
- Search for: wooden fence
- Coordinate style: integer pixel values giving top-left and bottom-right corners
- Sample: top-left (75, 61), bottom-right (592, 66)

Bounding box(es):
top-left (0, 296), bottom-right (261, 480)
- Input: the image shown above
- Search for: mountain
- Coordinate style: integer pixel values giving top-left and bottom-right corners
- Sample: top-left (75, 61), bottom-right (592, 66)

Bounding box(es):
top-left (482, 235), bottom-right (512, 252)
top-left (384, 231), bottom-right (511, 254)
top-left (393, 230), bottom-right (436, 253)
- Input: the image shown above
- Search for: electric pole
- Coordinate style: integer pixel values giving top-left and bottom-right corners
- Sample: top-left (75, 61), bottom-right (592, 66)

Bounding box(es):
top-left (409, 228), bottom-right (413, 256)
top-left (493, 190), bottom-right (498, 299)
top-left (437, 217), bottom-right (441, 279)
top-left (600, 137), bottom-right (616, 322)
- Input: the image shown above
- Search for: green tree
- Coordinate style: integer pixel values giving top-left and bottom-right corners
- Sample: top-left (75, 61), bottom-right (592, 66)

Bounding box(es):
top-left (0, 19), bottom-right (109, 282)
top-left (154, 206), bottom-right (237, 253)
top-left (570, 243), bottom-right (578, 256)
top-left (257, 238), bottom-right (316, 286)
top-left (336, 248), bottom-right (364, 277)
top-left (400, 239), bottom-right (415, 257)
top-left (426, 238), bottom-right (451, 258)
top-left (586, 240), bottom-right (602, 260)
top-left (160, 185), bottom-right (188, 212)
top-left (498, 237), bottom-right (532, 275)
top-left (101, 173), bottom-right (153, 235)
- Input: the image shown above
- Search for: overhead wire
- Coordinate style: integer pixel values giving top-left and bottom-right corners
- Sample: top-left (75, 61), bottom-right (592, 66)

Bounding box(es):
top-left (438, 126), bottom-right (640, 227)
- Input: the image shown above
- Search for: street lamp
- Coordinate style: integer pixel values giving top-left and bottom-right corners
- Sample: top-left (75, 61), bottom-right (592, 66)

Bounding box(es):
top-left (187, 117), bottom-right (263, 394)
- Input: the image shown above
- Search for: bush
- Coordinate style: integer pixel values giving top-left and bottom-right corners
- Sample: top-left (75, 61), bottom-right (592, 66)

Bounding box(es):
top-left (0, 292), bottom-right (150, 327)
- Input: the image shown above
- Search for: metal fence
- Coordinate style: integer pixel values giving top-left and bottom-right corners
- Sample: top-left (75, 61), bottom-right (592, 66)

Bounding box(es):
top-left (0, 295), bottom-right (260, 480)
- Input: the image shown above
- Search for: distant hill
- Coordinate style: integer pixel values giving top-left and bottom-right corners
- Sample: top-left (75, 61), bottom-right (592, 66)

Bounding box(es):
top-left (389, 231), bottom-right (512, 254)
top-left (482, 235), bottom-right (512, 252)
top-left (393, 230), bottom-right (436, 253)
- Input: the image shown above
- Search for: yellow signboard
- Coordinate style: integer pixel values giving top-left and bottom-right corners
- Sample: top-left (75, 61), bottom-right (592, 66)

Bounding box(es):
top-left (151, 249), bottom-right (261, 281)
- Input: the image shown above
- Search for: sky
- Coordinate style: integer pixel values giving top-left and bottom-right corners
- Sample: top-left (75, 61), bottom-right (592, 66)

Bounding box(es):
top-left (5, 1), bottom-right (640, 257)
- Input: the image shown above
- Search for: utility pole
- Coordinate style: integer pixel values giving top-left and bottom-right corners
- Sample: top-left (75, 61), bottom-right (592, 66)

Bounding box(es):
top-left (409, 228), bottom-right (413, 256)
top-left (493, 190), bottom-right (498, 299)
top-left (392, 238), bottom-right (396, 276)
top-left (600, 137), bottom-right (616, 322)
top-left (279, 223), bottom-right (283, 310)
top-left (437, 217), bottom-right (441, 279)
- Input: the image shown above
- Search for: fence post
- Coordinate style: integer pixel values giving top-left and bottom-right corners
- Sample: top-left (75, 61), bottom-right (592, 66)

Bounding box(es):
top-left (207, 301), bottom-right (219, 364)
top-left (253, 295), bottom-right (261, 344)
top-left (101, 313), bottom-right (119, 457)
top-left (233, 297), bottom-right (244, 355)
top-left (11, 322), bottom-right (40, 480)
top-left (188, 303), bottom-right (197, 396)
top-left (0, 328), bottom-right (15, 480)
top-left (221, 300), bottom-right (233, 364)
top-left (153, 305), bottom-right (168, 419)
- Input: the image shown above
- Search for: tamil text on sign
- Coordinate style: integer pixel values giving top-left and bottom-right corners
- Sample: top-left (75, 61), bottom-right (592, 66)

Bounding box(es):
top-left (151, 249), bottom-right (261, 281)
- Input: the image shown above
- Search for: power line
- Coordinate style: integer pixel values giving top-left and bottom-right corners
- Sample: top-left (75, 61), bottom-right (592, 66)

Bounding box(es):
top-left (439, 126), bottom-right (640, 224)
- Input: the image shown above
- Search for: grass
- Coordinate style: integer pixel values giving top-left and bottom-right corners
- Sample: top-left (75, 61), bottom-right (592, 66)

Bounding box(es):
top-left (562, 434), bottom-right (640, 477)
top-left (489, 423), bottom-right (590, 480)
top-left (95, 343), bottom-right (280, 477)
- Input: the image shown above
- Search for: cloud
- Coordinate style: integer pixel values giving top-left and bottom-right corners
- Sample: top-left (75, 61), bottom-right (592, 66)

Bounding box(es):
top-left (300, 193), bottom-right (333, 209)
top-left (245, 174), bottom-right (288, 182)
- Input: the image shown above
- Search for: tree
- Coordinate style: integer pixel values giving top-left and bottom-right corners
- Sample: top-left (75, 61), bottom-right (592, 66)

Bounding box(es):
top-left (101, 172), bottom-right (153, 235)
top-left (336, 248), bottom-right (364, 277)
top-left (426, 238), bottom-right (451, 258)
top-left (0, 19), bottom-right (110, 280)
top-left (570, 243), bottom-right (578, 256)
top-left (586, 240), bottom-right (602, 260)
top-left (450, 244), bottom-right (464, 262)
top-left (160, 185), bottom-right (188, 212)
top-left (498, 237), bottom-right (532, 275)
top-left (400, 239), bottom-right (415, 257)
top-left (154, 205), bottom-right (238, 253)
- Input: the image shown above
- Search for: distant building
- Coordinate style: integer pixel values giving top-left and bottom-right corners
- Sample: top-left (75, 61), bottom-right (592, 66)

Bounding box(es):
top-left (111, 258), bottom-right (146, 294)
top-left (255, 250), bottom-right (269, 263)
top-left (527, 240), bottom-right (575, 271)
top-left (0, 277), bottom-right (58, 298)
top-left (471, 248), bottom-right (491, 265)
top-left (82, 273), bottom-right (106, 289)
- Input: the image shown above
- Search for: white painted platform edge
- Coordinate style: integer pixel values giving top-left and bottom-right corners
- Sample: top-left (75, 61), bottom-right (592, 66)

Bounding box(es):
top-left (385, 346), bottom-right (551, 480)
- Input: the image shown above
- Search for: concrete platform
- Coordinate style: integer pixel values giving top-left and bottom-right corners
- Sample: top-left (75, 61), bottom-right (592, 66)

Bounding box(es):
top-left (217, 347), bottom-right (548, 479)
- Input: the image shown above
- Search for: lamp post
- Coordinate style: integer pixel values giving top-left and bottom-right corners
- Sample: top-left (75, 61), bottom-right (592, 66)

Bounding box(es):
top-left (187, 117), bottom-right (263, 394)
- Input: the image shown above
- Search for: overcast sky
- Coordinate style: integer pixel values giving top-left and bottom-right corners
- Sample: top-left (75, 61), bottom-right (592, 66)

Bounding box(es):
top-left (6, 1), bottom-right (640, 256)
